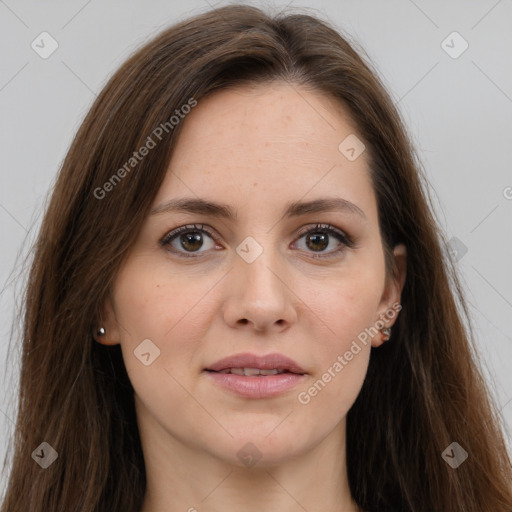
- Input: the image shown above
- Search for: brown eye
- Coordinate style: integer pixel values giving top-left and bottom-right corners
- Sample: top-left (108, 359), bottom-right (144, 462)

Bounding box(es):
top-left (294, 224), bottom-right (355, 258)
top-left (305, 232), bottom-right (329, 252)
top-left (160, 224), bottom-right (218, 256)
top-left (179, 232), bottom-right (204, 252)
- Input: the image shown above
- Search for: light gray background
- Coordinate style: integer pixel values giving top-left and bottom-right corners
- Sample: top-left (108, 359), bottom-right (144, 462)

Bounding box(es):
top-left (1, 0), bottom-right (511, 492)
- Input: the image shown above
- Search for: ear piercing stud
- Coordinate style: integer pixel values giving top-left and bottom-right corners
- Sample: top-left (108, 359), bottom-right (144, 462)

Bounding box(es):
top-left (96, 327), bottom-right (106, 337)
top-left (380, 327), bottom-right (391, 341)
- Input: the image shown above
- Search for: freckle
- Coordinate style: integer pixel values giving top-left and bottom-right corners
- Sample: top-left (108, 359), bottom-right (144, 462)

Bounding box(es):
top-left (253, 182), bottom-right (258, 187)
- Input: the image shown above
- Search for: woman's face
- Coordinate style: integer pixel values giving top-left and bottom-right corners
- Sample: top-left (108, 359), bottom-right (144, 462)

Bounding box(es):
top-left (102, 81), bottom-right (406, 467)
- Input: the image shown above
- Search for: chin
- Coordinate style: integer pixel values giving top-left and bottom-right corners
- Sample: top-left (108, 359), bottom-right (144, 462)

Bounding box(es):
top-left (209, 426), bottom-right (311, 469)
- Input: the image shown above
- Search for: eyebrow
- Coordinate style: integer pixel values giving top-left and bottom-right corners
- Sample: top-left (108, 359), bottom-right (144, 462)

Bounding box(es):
top-left (150, 197), bottom-right (367, 221)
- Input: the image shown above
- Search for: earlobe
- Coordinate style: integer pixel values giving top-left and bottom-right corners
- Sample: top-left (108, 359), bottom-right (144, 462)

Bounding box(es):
top-left (372, 244), bottom-right (407, 347)
top-left (93, 295), bottom-right (121, 346)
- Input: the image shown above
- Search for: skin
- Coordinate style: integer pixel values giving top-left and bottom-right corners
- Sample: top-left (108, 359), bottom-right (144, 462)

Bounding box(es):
top-left (97, 81), bottom-right (407, 512)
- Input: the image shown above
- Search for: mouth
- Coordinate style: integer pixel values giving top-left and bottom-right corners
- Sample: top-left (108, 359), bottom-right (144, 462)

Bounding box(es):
top-left (204, 352), bottom-right (307, 375)
top-left (203, 352), bottom-right (307, 398)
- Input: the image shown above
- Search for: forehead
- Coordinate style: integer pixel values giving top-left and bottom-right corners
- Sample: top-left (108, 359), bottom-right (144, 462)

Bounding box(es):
top-left (173, 81), bottom-right (360, 154)
top-left (153, 81), bottom-right (377, 226)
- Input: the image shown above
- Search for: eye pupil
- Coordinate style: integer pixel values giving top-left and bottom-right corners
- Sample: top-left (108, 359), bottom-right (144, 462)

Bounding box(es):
top-left (181, 233), bottom-right (203, 252)
top-left (306, 232), bottom-right (329, 251)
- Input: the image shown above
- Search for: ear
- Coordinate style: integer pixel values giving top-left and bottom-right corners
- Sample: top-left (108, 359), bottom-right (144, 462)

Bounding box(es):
top-left (372, 243), bottom-right (407, 348)
top-left (93, 293), bottom-right (121, 346)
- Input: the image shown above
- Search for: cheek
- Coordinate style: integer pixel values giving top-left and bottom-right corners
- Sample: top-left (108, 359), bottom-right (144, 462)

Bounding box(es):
top-left (113, 256), bottom-right (217, 341)
top-left (295, 291), bottom-right (374, 421)
top-left (306, 265), bottom-right (384, 345)
top-left (295, 266), bottom-right (382, 408)
top-left (112, 258), bottom-right (221, 389)
top-left (112, 260), bottom-right (215, 418)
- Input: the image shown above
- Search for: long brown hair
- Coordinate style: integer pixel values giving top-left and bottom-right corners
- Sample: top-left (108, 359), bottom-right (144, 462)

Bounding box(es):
top-left (2, 5), bottom-right (511, 511)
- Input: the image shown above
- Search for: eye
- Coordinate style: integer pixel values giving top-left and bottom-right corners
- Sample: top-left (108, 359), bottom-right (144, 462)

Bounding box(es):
top-left (160, 222), bottom-right (356, 259)
top-left (293, 223), bottom-right (355, 258)
top-left (160, 224), bottom-right (220, 257)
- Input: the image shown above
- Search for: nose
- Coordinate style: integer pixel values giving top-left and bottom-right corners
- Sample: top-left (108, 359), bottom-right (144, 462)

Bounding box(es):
top-left (222, 249), bottom-right (297, 333)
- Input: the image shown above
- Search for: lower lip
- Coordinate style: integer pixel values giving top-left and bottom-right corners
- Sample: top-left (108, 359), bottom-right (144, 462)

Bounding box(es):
top-left (205, 371), bottom-right (306, 398)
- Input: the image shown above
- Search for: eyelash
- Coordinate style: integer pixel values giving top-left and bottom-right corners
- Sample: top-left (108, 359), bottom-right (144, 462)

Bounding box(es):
top-left (159, 223), bottom-right (356, 259)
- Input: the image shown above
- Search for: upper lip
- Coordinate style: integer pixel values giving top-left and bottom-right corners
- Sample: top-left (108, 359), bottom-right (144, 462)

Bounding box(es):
top-left (205, 352), bottom-right (307, 374)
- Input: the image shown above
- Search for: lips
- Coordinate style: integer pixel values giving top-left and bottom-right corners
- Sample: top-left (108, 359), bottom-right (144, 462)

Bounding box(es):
top-left (204, 352), bottom-right (307, 375)
top-left (204, 352), bottom-right (307, 398)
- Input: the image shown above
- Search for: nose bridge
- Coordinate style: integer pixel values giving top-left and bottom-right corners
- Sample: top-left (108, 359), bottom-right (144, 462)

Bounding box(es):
top-left (236, 233), bottom-right (284, 300)
top-left (223, 231), bottom-right (296, 331)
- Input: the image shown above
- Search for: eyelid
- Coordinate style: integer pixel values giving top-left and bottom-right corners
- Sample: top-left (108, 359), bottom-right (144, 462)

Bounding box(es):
top-left (159, 223), bottom-right (221, 251)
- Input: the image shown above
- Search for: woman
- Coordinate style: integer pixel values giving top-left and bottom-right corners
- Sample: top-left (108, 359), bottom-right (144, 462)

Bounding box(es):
top-left (1, 4), bottom-right (511, 511)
